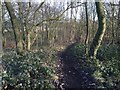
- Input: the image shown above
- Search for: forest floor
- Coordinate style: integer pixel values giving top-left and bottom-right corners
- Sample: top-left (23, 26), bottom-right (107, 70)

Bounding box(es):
top-left (55, 49), bottom-right (99, 89)
top-left (2, 43), bottom-right (120, 89)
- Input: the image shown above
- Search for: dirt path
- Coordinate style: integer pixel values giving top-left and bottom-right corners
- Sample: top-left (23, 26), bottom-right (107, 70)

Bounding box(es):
top-left (55, 51), bottom-right (99, 89)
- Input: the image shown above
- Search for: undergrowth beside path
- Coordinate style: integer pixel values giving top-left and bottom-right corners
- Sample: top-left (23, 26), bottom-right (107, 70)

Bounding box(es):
top-left (2, 43), bottom-right (120, 89)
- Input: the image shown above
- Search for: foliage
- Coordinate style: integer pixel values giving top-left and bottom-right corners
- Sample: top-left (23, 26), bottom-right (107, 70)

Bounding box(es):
top-left (93, 44), bottom-right (120, 88)
top-left (63, 43), bottom-right (120, 88)
top-left (97, 44), bottom-right (120, 60)
top-left (2, 49), bottom-right (57, 89)
top-left (63, 42), bottom-right (86, 59)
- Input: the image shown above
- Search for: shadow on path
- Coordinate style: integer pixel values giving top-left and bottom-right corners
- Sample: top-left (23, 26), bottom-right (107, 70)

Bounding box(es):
top-left (56, 44), bottom-right (99, 89)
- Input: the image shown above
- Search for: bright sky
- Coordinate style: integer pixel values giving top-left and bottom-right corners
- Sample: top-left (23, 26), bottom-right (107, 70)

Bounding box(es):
top-left (3, 0), bottom-right (119, 3)
top-left (3, 0), bottom-right (119, 20)
top-left (34, 0), bottom-right (119, 3)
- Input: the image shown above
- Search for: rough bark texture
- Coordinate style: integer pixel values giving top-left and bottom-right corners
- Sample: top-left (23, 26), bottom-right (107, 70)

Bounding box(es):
top-left (5, 2), bottom-right (24, 55)
top-left (89, 1), bottom-right (106, 58)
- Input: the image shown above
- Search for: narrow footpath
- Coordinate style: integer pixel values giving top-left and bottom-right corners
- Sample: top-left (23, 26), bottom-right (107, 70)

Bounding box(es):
top-left (55, 50), bottom-right (99, 89)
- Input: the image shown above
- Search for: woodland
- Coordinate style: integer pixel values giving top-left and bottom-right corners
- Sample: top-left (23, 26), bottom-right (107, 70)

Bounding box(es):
top-left (1, 0), bottom-right (120, 89)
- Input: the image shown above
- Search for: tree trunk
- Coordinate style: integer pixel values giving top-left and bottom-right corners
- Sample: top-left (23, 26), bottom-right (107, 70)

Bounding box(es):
top-left (2, 26), bottom-right (6, 48)
top-left (84, 1), bottom-right (89, 55)
top-left (5, 2), bottom-right (24, 55)
top-left (2, 4), bottom-right (6, 48)
top-left (45, 23), bottom-right (50, 45)
top-left (89, 1), bottom-right (106, 59)
top-left (0, 1), bottom-right (2, 53)
top-left (18, 2), bottom-right (26, 49)
top-left (27, 32), bottom-right (31, 51)
top-left (117, 1), bottom-right (120, 44)
top-left (111, 2), bottom-right (115, 44)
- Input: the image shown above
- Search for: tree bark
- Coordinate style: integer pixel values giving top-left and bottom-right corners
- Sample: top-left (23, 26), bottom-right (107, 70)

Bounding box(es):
top-left (2, 4), bottom-right (6, 48)
top-left (84, 1), bottom-right (89, 55)
top-left (27, 32), bottom-right (31, 50)
top-left (111, 5), bottom-right (115, 44)
top-left (5, 2), bottom-right (24, 55)
top-left (89, 0), bottom-right (106, 59)
top-left (18, 2), bottom-right (26, 49)
top-left (117, 1), bottom-right (120, 44)
top-left (0, 1), bottom-right (2, 53)
top-left (24, 17), bottom-right (31, 51)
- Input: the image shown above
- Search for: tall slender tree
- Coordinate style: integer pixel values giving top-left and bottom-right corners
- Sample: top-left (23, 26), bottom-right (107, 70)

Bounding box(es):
top-left (84, 1), bottom-right (89, 55)
top-left (0, 1), bottom-right (2, 54)
top-left (89, 0), bottom-right (106, 59)
top-left (117, 1), bottom-right (120, 43)
top-left (2, 3), bottom-right (6, 48)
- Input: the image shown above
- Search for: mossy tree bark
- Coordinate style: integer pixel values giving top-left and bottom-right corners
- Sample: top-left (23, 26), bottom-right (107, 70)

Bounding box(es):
top-left (5, 2), bottom-right (24, 55)
top-left (89, 0), bottom-right (106, 59)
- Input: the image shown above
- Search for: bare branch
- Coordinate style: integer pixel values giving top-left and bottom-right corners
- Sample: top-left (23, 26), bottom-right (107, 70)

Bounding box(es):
top-left (35, 2), bottom-right (84, 26)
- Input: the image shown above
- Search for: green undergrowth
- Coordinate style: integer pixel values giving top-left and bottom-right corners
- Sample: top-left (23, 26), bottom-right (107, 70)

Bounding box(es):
top-left (2, 43), bottom-right (120, 89)
top-left (63, 42), bottom-right (86, 59)
top-left (63, 43), bottom-right (120, 88)
top-left (97, 44), bottom-right (120, 60)
top-left (2, 47), bottom-right (58, 89)
top-left (93, 44), bottom-right (120, 88)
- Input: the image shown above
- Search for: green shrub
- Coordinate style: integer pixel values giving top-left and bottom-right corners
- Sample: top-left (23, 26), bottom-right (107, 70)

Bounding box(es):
top-left (97, 44), bottom-right (120, 60)
top-left (64, 42), bottom-right (86, 59)
top-left (2, 50), bottom-right (56, 89)
top-left (93, 44), bottom-right (120, 88)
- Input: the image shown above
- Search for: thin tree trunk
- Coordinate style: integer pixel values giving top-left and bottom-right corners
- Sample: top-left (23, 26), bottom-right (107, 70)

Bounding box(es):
top-left (89, 1), bottom-right (106, 59)
top-left (46, 23), bottom-right (49, 45)
top-left (18, 2), bottom-right (26, 49)
top-left (2, 4), bottom-right (6, 48)
top-left (84, 1), bottom-right (89, 55)
top-left (111, 2), bottom-right (115, 44)
top-left (2, 23), bottom-right (6, 48)
top-left (117, 1), bottom-right (120, 44)
top-left (25, 19), bottom-right (31, 51)
top-left (24, 3), bottom-right (31, 51)
top-left (27, 32), bottom-right (31, 50)
top-left (0, 1), bottom-right (2, 53)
